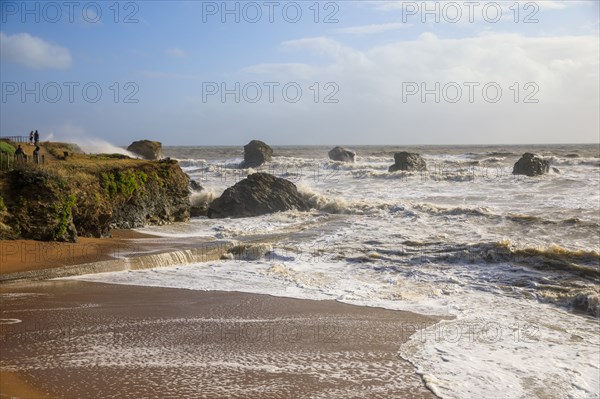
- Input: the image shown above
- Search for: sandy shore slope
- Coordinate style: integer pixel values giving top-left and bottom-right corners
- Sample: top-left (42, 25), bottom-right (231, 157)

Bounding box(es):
top-left (1, 280), bottom-right (440, 399)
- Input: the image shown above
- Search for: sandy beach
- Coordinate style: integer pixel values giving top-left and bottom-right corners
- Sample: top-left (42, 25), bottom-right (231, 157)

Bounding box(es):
top-left (0, 230), bottom-right (445, 398)
top-left (0, 280), bottom-right (440, 398)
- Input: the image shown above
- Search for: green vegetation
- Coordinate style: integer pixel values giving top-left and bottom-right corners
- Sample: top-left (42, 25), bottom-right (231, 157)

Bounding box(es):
top-left (100, 170), bottom-right (149, 198)
top-left (0, 141), bottom-right (16, 154)
top-left (51, 194), bottom-right (76, 240)
top-left (0, 195), bottom-right (5, 212)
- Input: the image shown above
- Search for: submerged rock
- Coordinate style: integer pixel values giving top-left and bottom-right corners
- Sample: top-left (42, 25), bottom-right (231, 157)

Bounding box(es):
top-left (328, 146), bottom-right (356, 163)
top-left (127, 140), bottom-right (163, 161)
top-left (242, 140), bottom-right (273, 168)
top-left (227, 243), bottom-right (273, 261)
top-left (388, 152), bottom-right (427, 172)
top-left (189, 180), bottom-right (211, 217)
top-left (512, 153), bottom-right (549, 176)
top-left (208, 172), bottom-right (310, 218)
top-left (189, 179), bottom-right (203, 192)
top-left (572, 292), bottom-right (599, 317)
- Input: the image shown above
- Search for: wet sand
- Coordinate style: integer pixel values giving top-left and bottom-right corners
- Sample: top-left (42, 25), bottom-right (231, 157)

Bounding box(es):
top-left (1, 280), bottom-right (440, 399)
top-left (0, 230), bottom-right (156, 275)
top-left (0, 230), bottom-right (226, 281)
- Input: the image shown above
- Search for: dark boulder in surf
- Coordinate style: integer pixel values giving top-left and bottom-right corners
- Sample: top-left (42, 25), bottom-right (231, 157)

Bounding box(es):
top-left (207, 173), bottom-right (310, 218)
top-left (388, 152), bottom-right (427, 172)
top-left (328, 146), bottom-right (356, 163)
top-left (242, 140), bottom-right (273, 168)
top-left (512, 153), bottom-right (549, 176)
top-left (127, 140), bottom-right (163, 161)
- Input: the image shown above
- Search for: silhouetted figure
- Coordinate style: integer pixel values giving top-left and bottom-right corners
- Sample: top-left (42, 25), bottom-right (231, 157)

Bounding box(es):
top-left (34, 130), bottom-right (39, 146)
top-left (33, 146), bottom-right (40, 164)
top-left (14, 145), bottom-right (25, 163)
top-left (29, 131), bottom-right (34, 145)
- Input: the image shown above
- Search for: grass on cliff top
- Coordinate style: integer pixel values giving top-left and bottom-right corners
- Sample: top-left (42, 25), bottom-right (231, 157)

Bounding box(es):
top-left (0, 141), bottom-right (165, 186)
top-left (2, 140), bottom-right (147, 168)
top-left (0, 141), bottom-right (16, 154)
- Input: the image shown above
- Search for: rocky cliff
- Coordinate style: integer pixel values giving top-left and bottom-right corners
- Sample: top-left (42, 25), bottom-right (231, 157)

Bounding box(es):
top-left (0, 153), bottom-right (190, 242)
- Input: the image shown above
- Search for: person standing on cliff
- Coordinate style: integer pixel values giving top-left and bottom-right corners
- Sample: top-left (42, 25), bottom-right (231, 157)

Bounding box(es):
top-left (14, 145), bottom-right (25, 163)
top-left (29, 131), bottom-right (34, 145)
top-left (34, 130), bottom-right (39, 146)
top-left (33, 146), bottom-right (40, 164)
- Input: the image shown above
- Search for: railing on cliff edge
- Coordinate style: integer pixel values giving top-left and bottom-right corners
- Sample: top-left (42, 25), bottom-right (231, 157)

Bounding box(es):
top-left (0, 152), bottom-right (46, 171)
top-left (0, 136), bottom-right (29, 143)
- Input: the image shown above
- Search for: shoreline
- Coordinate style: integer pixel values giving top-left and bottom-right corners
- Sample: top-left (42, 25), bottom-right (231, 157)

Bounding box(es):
top-left (1, 280), bottom-right (441, 398)
top-left (0, 229), bottom-right (156, 275)
top-left (0, 230), bottom-right (233, 283)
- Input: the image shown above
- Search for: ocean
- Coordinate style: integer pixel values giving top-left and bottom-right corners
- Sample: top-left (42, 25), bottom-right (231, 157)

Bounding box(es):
top-left (75, 144), bottom-right (599, 399)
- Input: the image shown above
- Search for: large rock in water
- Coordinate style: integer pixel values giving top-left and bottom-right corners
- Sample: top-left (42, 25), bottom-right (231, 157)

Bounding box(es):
top-left (127, 140), bottom-right (163, 160)
top-left (242, 140), bottom-right (273, 168)
top-left (513, 153), bottom-right (549, 176)
top-left (388, 152), bottom-right (427, 172)
top-left (208, 173), bottom-right (310, 218)
top-left (328, 146), bottom-right (356, 163)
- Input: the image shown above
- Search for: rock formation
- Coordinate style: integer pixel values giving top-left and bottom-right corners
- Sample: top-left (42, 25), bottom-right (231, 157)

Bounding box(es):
top-left (242, 140), bottom-right (273, 168)
top-left (127, 140), bottom-right (164, 161)
top-left (388, 152), bottom-right (427, 172)
top-left (108, 160), bottom-right (190, 229)
top-left (328, 146), bottom-right (356, 163)
top-left (512, 153), bottom-right (549, 176)
top-left (208, 173), bottom-right (310, 218)
top-left (0, 158), bottom-right (190, 241)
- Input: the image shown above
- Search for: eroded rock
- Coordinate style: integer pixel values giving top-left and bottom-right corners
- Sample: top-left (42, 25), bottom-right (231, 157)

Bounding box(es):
top-left (388, 152), bottom-right (427, 172)
top-left (208, 173), bottom-right (309, 218)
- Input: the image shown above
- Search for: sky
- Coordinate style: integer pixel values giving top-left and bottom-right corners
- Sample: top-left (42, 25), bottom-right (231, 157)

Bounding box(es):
top-left (1, 0), bottom-right (599, 146)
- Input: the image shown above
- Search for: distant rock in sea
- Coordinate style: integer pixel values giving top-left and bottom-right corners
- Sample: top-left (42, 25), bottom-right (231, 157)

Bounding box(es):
top-left (242, 140), bottom-right (273, 168)
top-left (208, 173), bottom-right (310, 218)
top-left (512, 153), bottom-right (550, 176)
top-left (127, 140), bottom-right (163, 161)
top-left (328, 146), bottom-right (356, 163)
top-left (388, 152), bottom-right (427, 172)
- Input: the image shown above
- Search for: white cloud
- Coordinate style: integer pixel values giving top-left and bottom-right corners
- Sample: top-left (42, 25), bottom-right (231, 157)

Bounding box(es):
top-left (226, 33), bottom-right (599, 144)
top-left (281, 37), bottom-right (374, 68)
top-left (165, 47), bottom-right (187, 58)
top-left (0, 32), bottom-right (72, 70)
top-left (336, 22), bottom-right (410, 35)
top-left (275, 33), bottom-right (598, 100)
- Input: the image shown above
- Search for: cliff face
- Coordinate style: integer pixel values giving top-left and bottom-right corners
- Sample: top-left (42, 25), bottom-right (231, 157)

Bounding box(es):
top-left (0, 158), bottom-right (190, 242)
